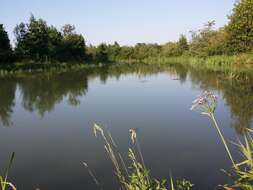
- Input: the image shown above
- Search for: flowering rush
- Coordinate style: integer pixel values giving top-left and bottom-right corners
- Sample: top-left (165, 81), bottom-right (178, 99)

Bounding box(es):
top-left (191, 91), bottom-right (218, 116)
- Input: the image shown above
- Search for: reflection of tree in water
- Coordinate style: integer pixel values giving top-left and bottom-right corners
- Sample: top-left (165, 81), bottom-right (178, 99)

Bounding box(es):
top-left (18, 71), bottom-right (89, 116)
top-left (221, 79), bottom-right (253, 134)
top-left (169, 64), bottom-right (188, 83)
top-left (89, 64), bottom-right (178, 84)
top-left (0, 78), bottom-right (16, 126)
top-left (186, 66), bottom-right (253, 134)
top-left (0, 64), bottom-right (187, 123)
top-left (0, 63), bottom-right (252, 132)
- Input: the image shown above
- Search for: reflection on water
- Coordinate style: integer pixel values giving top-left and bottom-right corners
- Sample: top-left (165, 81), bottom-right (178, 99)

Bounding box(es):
top-left (0, 78), bottom-right (16, 126)
top-left (187, 67), bottom-right (253, 134)
top-left (0, 64), bottom-right (252, 134)
top-left (18, 72), bottom-right (88, 116)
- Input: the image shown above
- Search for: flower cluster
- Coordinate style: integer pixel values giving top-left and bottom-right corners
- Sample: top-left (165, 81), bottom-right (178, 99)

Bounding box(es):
top-left (191, 91), bottom-right (218, 116)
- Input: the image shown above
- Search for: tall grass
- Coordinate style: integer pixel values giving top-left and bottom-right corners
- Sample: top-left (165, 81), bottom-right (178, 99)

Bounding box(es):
top-left (0, 152), bottom-right (16, 190)
top-left (121, 53), bottom-right (253, 74)
top-left (84, 123), bottom-right (193, 190)
top-left (232, 129), bottom-right (253, 190)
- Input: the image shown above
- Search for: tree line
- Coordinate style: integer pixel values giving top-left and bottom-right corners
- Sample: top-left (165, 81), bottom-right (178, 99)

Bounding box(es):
top-left (0, 0), bottom-right (253, 65)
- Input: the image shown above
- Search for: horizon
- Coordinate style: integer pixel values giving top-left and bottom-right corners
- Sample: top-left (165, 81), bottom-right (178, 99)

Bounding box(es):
top-left (1, 0), bottom-right (235, 46)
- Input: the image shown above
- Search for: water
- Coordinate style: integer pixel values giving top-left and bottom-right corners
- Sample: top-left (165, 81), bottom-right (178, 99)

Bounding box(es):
top-left (0, 64), bottom-right (252, 190)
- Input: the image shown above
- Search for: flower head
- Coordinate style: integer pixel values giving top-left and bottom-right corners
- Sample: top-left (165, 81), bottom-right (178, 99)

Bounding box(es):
top-left (129, 128), bottom-right (137, 143)
top-left (191, 91), bottom-right (218, 116)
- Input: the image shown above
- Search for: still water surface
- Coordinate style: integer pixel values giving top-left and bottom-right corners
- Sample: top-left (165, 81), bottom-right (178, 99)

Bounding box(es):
top-left (0, 64), bottom-right (252, 190)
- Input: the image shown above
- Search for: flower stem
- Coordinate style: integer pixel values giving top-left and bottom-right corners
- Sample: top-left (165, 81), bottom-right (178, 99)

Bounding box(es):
top-left (210, 113), bottom-right (237, 169)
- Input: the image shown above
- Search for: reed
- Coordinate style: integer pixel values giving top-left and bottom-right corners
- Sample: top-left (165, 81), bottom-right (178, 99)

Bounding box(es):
top-left (232, 129), bottom-right (253, 190)
top-left (84, 123), bottom-right (193, 190)
top-left (0, 152), bottom-right (16, 190)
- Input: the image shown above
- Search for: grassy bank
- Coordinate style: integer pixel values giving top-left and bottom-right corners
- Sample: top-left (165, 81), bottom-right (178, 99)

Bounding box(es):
top-left (1, 53), bottom-right (253, 76)
top-left (138, 53), bottom-right (253, 72)
top-left (0, 60), bottom-right (116, 76)
top-left (0, 61), bottom-right (87, 74)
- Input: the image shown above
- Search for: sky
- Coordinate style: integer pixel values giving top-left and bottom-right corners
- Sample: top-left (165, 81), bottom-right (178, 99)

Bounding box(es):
top-left (1, 0), bottom-right (235, 46)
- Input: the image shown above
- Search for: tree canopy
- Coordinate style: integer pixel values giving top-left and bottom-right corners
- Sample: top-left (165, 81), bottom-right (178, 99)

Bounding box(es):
top-left (14, 15), bottom-right (86, 62)
top-left (0, 24), bottom-right (12, 63)
top-left (226, 0), bottom-right (253, 53)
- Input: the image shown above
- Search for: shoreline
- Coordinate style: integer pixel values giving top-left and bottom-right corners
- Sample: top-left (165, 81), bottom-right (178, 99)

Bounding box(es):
top-left (0, 53), bottom-right (253, 75)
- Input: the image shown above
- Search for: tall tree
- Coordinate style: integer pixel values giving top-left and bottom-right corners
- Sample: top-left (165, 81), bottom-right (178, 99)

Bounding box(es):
top-left (14, 16), bottom-right (87, 62)
top-left (226, 0), bottom-right (253, 53)
top-left (61, 24), bottom-right (86, 61)
top-left (14, 15), bottom-right (50, 61)
top-left (48, 26), bottom-right (63, 60)
top-left (0, 24), bottom-right (12, 63)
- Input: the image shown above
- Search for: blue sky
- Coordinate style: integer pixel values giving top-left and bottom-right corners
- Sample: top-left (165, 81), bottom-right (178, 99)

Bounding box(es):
top-left (1, 0), bottom-right (235, 46)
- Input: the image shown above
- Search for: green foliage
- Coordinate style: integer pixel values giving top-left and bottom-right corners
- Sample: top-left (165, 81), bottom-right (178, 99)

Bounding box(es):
top-left (14, 15), bottom-right (86, 62)
top-left (188, 21), bottom-right (227, 57)
top-left (232, 129), bottom-right (253, 190)
top-left (226, 0), bottom-right (253, 53)
top-left (95, 43), bottom-right (109, 63)
top-left (47, 26), bottom-right (63, 60)
top-left (118, 46), bottom-right (134, 60)
top-left (176, 179), bottom-right (194, 190)
top-left (0, 24), bottom-right (12, 64)
top-left (162, 42), bottom-right (182, 57)
top-left (178, 35), bottom-right (189, 53)
top-left (106, 41), bottom-right (121, 61)
top-left (61, 24), bottom-right (86, 61)
top-left (132, 43), bottom-right (161, 60)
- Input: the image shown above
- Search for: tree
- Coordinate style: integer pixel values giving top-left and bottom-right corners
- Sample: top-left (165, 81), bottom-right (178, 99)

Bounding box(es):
top-left (14, 15), bottom-right (87, 62)
top-left (48, 26), bottom-right (63, 61)
top-left (107, 41), bottom-right (121, 61)
top-left (61, 24), bottom-right (86, 61)
top-left (14, 22), bottom-right (28, 59)
top-left (0, 24), bottom-right (12, 63)
top-left (226, 0), bottom-right (253, 53)
top-left (14, 15), bottom-right (51, 61)
top-left (162, 42), bottom-right (181, 57)
top-left (118, 46), bottom-right (134, 60)
top-left (61, 24), bottom-right (75, 37)
top-left (188, 21), bottom-right (227, 56)
top-left (132, 43), bottom-right (160, 60)
top-left (95, 43), bottom-right (108, 62)
top-left (178, 34), bottom-right (189, 53)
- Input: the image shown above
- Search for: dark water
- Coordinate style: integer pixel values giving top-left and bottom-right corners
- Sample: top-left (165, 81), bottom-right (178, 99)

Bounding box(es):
top-left (0, 64), bottom-right (252, 190)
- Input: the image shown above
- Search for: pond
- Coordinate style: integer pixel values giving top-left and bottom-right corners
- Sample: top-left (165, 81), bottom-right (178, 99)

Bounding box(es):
top-left (0, 64), bottom-right (252, 190)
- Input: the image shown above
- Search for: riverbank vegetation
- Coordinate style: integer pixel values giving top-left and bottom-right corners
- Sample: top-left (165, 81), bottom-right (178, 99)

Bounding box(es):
top-left (0, 0), bottom-right (253, 72)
